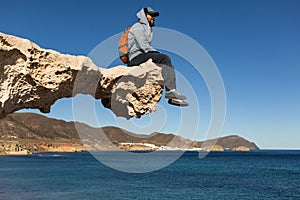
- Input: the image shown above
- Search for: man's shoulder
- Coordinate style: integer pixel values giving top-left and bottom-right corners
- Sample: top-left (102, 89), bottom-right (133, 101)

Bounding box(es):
top-left (130, 22), bottom-right (144, 31)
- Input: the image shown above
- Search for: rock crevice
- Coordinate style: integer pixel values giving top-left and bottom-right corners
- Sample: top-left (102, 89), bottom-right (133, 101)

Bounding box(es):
top-left (0, 32), bottom-right (164, 119)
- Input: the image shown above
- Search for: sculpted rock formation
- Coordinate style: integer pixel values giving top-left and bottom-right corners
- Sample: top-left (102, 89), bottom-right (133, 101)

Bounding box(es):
top-left (0, 32), bottom-right (164, 119)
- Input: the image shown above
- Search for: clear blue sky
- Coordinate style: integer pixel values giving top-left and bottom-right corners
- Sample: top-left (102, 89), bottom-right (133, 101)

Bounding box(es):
top-left (1, 0), bottom-right (299, 149)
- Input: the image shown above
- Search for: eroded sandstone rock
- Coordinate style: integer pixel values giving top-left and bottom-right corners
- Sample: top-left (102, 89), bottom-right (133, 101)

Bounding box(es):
top-left (0, 32), bottom-right (164, 119)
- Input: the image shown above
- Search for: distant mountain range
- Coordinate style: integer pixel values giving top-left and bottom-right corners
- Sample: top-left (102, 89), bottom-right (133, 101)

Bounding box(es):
top-left (0, 113), bottom-right (259, 154)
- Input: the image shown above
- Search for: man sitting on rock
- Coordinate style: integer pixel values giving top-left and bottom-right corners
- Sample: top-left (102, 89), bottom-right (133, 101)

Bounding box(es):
top-left (127, 7), bottom-right (188, 107)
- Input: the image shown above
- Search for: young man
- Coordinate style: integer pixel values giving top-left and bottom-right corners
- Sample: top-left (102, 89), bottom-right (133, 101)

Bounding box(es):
top-left (128, 7), bottom-right (188, 107)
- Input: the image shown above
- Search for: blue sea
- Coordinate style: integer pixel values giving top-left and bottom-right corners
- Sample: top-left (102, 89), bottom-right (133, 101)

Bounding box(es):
top-left (0, 150), bottom-right (300, 200)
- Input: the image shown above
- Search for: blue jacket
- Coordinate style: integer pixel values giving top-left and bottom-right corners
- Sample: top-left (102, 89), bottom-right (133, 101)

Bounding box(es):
top-left (128, 8), bottom-right (158, 61)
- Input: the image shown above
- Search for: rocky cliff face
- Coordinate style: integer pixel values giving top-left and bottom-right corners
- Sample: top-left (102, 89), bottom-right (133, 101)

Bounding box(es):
top-left (0, 32), bottom-right (164, 119)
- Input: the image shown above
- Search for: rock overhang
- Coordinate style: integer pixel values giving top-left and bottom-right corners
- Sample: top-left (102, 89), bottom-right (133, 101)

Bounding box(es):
top-left (0, 32), bottom-right (164, 119)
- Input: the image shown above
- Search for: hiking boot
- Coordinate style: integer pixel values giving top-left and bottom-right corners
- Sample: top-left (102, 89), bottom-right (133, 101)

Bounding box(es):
top-left (165, 89), bottom-right (187, 100)
top-left (168, 99), bottom-right (189, 107)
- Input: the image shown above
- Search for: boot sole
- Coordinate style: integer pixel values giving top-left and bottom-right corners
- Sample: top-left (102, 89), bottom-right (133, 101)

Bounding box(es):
top-left (165, 95), bottom-right (187, 100)
top-left (168, 99), bottom-right (189, 107)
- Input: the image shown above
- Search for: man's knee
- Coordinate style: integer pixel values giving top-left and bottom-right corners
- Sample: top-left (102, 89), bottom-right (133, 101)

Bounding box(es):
top-left (156, 53), bottom-right (171, 65)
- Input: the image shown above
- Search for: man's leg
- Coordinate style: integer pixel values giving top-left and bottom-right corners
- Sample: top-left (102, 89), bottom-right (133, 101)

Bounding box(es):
top-left (151, 53), bottom-right (176, 91)
top-left (129, 52), bottom-right (187, 104)
top-left (129, 52), bottom-right (176, 91)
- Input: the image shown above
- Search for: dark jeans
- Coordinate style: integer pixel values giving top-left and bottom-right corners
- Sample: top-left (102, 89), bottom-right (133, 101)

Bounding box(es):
top-left (128, 52), bottom-right (176, 91)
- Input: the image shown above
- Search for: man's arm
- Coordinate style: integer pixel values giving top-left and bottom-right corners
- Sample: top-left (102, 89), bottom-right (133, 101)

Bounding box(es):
top-left (132, 26), bottom-right (159, 53)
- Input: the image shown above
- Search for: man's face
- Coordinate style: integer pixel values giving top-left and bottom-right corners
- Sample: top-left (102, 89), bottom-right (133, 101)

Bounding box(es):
top-left (146, 14), bottom-right (156, 27)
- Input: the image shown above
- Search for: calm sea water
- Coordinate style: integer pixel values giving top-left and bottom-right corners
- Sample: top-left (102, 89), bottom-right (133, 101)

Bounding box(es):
top-left (0, 150), bottom-right (300, 200)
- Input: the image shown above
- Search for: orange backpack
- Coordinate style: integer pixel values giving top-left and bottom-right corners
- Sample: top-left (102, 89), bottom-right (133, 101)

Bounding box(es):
top-left (118, 26), bottom-right (132, 64)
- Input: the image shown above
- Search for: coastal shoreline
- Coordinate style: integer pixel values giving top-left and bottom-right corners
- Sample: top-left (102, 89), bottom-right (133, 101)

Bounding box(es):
top-left (0, 138), bottom-right (86, 156)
